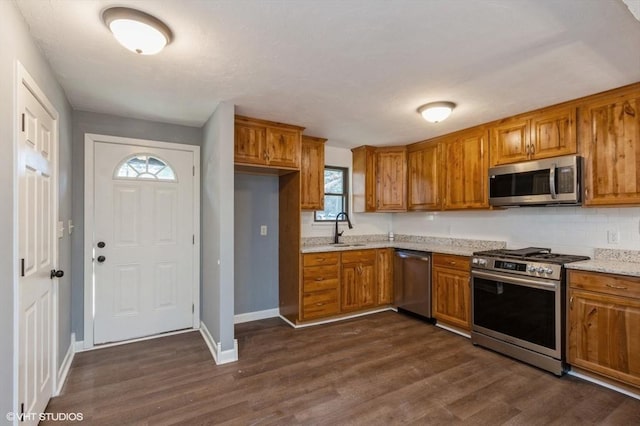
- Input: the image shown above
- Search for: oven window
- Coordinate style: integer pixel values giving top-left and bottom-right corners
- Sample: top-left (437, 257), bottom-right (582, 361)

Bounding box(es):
top-left (473, 277), bottom-right (556, 350)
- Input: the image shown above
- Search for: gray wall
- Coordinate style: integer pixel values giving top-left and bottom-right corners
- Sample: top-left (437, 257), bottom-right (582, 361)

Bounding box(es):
top-left (201, 102), bottom-right (235, 350)
top-left (0, 1), bottom-right (73, 420)
top-left (70, 110), bottom-right (202, 340)
top-left (234, 174), bottom-right (279, 315)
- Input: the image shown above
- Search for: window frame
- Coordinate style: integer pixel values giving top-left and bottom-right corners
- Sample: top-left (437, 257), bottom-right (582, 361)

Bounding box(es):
top-left (314, 165), bottom-right (349, 222)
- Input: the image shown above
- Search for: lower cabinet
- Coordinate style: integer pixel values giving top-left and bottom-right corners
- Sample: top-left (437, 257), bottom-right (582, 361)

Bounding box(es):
top-left (300, 248), bottom-right (393, 323)
top-left (432, 254), bottom-right (471, 331)
top-left (568, 270), bottom-right (640, 388)
top-left (341, 250), bottom-right (377, 312)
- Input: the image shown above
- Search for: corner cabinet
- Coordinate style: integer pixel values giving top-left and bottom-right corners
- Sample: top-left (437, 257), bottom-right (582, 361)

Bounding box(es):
top-left (407, 140), bottom-right (441, 211)
top-left (441, 127), bottom-right (489, 210)
top-left (432, 254), bottom-right (471, 331)
top-left (352, 146), bottom-right (407, 212)
top-left (568, 270), bottom-right (640, 388)
top-left (580, 85), bottom-right (640, 206)
top-left (300, 135), bottom-right (326, 210)
top-left (234, 115), bottom-right (304, 170)
top-left (295, 249), bottom-right (394, 324)
top-left (489, 105), bottom-right (577, 166)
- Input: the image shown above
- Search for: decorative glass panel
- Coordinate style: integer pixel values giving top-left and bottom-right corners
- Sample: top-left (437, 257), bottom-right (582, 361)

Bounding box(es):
top-left (115, 155), bottom-right (176, 182)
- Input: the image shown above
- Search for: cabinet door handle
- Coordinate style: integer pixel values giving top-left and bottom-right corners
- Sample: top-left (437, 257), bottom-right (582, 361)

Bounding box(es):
top-left (606, 284), bottom-right (628, 290)
top-left (530, 144), bottom-right (535, 155)
top-left (526, 144), bottom-right (530, 155)
top-left (570, 296), bottom-right (573, 309)
top-left (315, 277), bottom-right (324, 281)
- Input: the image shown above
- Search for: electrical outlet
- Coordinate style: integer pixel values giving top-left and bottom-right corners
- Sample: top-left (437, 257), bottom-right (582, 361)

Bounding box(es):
top-left (607, 229), bottom-right (620, 244)
top-left (260, 225), bottom-right (268, 236)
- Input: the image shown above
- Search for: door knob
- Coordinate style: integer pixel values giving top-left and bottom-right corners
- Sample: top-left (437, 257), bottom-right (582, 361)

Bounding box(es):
top-left (97, 255), bottom-right (106, 263)
top-left (50, 269), bottom-right (64, 279)
top-left (97, 241), bottom-right (106, 248)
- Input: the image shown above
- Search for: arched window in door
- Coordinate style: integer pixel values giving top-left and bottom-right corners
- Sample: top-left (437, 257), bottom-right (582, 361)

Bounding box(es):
top-left (114, 154), bottom-right (177, 181)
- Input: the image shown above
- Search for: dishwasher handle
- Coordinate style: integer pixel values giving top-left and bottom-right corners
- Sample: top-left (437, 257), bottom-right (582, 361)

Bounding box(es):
top-left (396, 252), bottom-right (431, 262)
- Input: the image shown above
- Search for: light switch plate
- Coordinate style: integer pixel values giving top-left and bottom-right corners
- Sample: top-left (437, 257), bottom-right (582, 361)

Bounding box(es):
top-left (260, 225), bottom-right (268, 236)
top-left (68, 219), bottom-right (74, 235)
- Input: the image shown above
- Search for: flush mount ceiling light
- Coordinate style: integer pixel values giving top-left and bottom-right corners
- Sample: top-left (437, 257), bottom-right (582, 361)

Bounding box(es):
top-left (102, 7), bottom-right (173, 55)
top-left (417, 101), bottom-right (456, 123)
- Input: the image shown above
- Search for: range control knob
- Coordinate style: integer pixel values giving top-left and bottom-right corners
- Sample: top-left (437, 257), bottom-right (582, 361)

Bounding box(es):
top-left (536, 266), bottom-right (547, 274)
top-left (543, 267), bottom-right (553, 274)
top-left (527, 265), bottom-right (537, 273)
top-left (472, 258), bottom-right (479, 265)
top-left (478, 258), bottom-right (487, 266)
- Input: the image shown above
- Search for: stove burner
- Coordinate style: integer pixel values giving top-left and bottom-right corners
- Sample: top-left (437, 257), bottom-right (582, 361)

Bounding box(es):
top-left (473, 247), bottom-right (590, 265)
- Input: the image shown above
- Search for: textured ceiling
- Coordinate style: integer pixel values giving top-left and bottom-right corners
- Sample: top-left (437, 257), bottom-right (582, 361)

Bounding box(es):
top-left (14, 0), bottom-right (640, 147)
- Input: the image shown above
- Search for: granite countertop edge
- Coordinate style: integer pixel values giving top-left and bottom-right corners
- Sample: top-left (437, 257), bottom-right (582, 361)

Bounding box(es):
top-left (564, 260), bottom-right (640, 278)
top-left (301, 241), bottom-right (482, 257)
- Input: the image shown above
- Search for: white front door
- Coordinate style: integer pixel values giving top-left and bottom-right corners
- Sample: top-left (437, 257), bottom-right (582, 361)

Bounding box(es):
top-left (93, 142), bottom-right (195, 344)
top-left (18, 78), bottom-right (57, 424)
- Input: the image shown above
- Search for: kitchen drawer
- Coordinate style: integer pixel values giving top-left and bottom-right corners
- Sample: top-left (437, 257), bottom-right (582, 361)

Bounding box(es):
top-left (303, 264), bottom-right (339, 292)
top-left (302, 289), bottom-right (339, 319)
top-left (432, 253), bottom-right (470, 271)
top-left (568, 270), bottom-right (640, 299)
top-left (303, 252), bottom-right (339, 267)
top-left (341, 249), bottom-right (376, 265)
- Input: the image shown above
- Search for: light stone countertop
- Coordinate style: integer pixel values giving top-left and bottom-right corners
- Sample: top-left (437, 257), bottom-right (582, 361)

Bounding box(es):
top-left (301, 235), bottom-right (506, 257)
top-left (564, 248), bottom-right (640, 278)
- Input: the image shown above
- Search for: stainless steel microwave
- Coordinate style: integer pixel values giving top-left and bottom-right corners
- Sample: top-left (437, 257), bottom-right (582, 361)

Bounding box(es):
top-left (489, 155), bottom-right (581, 207)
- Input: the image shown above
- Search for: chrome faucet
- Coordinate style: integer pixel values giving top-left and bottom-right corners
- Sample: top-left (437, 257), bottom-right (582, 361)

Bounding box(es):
top-left (334, 211), bottom-right (353, 244)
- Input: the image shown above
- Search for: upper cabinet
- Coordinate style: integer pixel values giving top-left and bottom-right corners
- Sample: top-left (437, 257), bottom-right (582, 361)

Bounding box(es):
top-left (300, 135), bottom-right (326, 211)
top-left (580, 84), bottom-right (640, 206)
top-left (376, 147), bottom-right (407, 211)
top-left (442, 127), bottom-right (489, 210)
top-left (490, 106), bottom-right (577, 166)
top-left (352, 146), bottom-right (407, 212)
top-left (234, 115), bottom-right (304, 170)
top-left (407, 141), bottom-right (440, 211)
top-left (352, 146), bottom-right (377, 212)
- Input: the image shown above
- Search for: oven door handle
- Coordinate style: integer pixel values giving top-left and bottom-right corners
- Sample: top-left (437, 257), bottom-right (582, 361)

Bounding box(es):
top-left (471, 270), bottom-right (558, 291)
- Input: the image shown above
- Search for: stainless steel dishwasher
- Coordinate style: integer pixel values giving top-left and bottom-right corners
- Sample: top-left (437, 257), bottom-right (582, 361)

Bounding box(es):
top-left (394, 250), bottom-right (432, 320)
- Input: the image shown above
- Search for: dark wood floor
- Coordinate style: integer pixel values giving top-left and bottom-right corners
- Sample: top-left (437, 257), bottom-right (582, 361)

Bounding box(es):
top-left (45, 312), bottom-right (640, 425)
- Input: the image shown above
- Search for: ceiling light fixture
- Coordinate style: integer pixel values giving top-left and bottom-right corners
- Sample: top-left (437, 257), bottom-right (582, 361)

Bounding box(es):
top-left (102, 7), bottom-right (173, 55)
top-left (417, 101), bottom-right (456, 123)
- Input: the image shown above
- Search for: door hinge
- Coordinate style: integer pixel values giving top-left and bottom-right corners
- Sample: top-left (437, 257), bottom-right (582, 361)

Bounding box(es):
top-left (20, 402), bottom-right (24, 416)
top-left (192, 235), bottom-right (195, 245)
top-left (193, 166), bottom-right (195, 176)
top-left (20, 258), bottom-right (25, 277)
top-left (21, 113), bottom-right (25, 132)
top-left (192, 304), bottom-right (194, 313)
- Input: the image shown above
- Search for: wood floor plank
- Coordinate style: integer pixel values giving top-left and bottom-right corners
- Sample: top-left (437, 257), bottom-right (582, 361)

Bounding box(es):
top-left (44, 312), bottom-right (640, 425)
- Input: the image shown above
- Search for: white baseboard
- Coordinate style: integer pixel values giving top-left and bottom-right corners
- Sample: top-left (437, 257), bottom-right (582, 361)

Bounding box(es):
top-left (74, 339), bottom-right (84, 353)
top-left (567, 370), bottom-right (640, 400)
top-left (234, 308), bottom-right (279, 324)
top-left (280, 307), bottom-right (394, 329)
top-left (435, 322), bottom-right (471, 339)
top-left (55, 333), bottom-right (76, 396)
top-left (199, 321), bottom-right (238, 364)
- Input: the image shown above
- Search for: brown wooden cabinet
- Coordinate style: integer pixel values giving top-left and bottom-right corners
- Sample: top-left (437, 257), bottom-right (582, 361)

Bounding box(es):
top-left (352, 146), bottom-right (377, 212)
top-left (301, 253), bottom-right (340, 320)
top-left (376, 248), bottom-right (394, 305)
top-left (568, 270), bottom-right (640, 388)
top-left (352, 146), bottom-right (407, 212)
top-left (234, 115), bottom-right (304, 170)
top-left (490, 106), bottom-right (577, 166)
top-left (341, 250), bottom-right (376, 312)
top-left (441, 127), bottom-right (489, 210)
top-left (376, 147), bottom-right (407, 211)
top-left (407, 141), bottom-right (440, 211)
top-left (580, 85), bottom-right (640, 206)
top-left (300, 135), bottom-right (326, 210)
top-left (432, 254), bottom-right (471, 331)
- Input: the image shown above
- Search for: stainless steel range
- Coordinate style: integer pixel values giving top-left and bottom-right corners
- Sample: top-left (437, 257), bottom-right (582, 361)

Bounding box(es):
top-left (470, 247), bottom-right (589, 375)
